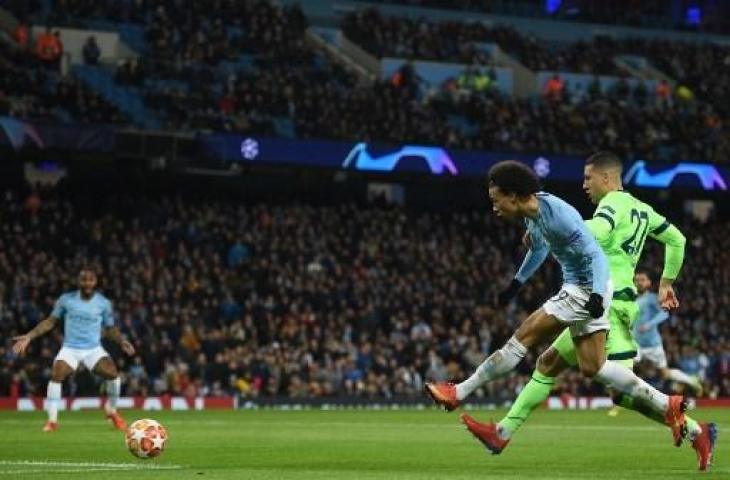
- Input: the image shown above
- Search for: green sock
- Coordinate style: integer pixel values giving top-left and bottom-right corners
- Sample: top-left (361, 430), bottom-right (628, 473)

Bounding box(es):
top-left (498, 370), bottom-right (555, 438)
top-left (612, 392), bottom-right (665, 425)
top-left (614, 392), bottom-right (702, 443)
top-left (685, 416), bottom-right (702, 442)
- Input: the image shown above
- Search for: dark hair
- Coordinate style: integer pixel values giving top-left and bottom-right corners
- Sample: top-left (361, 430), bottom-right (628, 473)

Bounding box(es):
top-left (586, 151), bottom-right (622, 172)
top-left (487, 160), bottom-right (540, 197)
top-left (79, 266), bottom-right (97, 276)
top-left (635, 269), bottom-right (652, 281)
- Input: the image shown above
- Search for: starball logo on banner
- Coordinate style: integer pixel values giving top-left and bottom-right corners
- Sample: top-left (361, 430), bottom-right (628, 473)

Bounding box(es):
top-left (342, 142), bottom-right (459, 175)
top-left (624, 161), bottom-right (728, 191)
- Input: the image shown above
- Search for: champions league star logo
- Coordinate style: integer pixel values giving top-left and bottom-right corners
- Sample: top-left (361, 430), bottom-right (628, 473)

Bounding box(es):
top-left (624, 160), bottom-right (727, 191)
top-left (533, 156), bottom-right (551, 178)
top-left (342, 142), bottom-right (458, 175)
top-left (0, 116), bottom-right (44, 150)
top-left (240, 138), bottom-right (259, 160)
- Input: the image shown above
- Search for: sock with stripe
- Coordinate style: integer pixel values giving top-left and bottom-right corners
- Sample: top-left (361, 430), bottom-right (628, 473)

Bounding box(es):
top-left (456, 336), bottom-right (527, 401)
top-left (497, 370), bottom-right (555, 439)
top-left (612, 391), bottom-right (703, 443)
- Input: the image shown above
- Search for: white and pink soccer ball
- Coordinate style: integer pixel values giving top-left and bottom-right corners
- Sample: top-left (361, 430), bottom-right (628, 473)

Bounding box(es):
top-left (125, 419), bottom-right (168, 459)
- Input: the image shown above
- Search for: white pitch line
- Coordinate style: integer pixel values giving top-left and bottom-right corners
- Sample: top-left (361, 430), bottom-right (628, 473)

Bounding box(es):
top-left (0, 467), bottom-right (175, 475)
top-left (0, 460), bottom-right (181, 470)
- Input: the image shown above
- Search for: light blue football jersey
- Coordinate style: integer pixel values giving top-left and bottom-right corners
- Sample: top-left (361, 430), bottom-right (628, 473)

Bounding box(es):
top-left (51, 291), bottom-right (114, 349)
top-left (516, 192), bottom-right (609, 295)
top-left (633, 291), bottom-right (669, 348)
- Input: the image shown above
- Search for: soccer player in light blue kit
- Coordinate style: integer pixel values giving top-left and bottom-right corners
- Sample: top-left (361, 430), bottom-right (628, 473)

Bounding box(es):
top-left (12, 268), bottom-right (135, 432)
top-left (426, 161), bottom-right (686, 454)
top-left (634, 270), bottom-right (703, 395)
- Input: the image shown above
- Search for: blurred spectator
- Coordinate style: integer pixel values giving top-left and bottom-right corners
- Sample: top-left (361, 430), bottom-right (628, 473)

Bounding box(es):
top-left (542, 73), bottom-right (565, 102)
top-left (35, 26), bottom-right (62, 68)
top-left (82, 36), bottom-right (101, 65)
top-left (676, 83), bottom-right (695, 102)
top-left (656, 79), bottom-right (672, 104)
top-left (13, 21), bottom-right (30, 49)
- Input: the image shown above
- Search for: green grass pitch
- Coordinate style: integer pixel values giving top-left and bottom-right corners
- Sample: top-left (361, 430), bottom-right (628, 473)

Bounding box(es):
top-left (0, 408), bottom-right (725, 479)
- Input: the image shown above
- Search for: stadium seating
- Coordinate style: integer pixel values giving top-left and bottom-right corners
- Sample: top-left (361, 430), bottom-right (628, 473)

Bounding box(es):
top-left (1, 187), bottom-right (726, 399)
top-left (361, 0), bottom-right (730, 34)
top-left (1, 1), bottom-right (727, 163)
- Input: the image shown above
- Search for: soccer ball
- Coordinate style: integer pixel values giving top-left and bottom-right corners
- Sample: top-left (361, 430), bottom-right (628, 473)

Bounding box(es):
top-left (125, 418), bottom-right (168, 459)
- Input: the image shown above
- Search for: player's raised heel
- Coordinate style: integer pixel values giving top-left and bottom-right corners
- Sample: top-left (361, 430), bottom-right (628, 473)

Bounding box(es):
top-left (424, 383), bottom-right (460, 412)
top-left (107, 412), bottom-right (127, 431)
top-left (43, 421), bottom-right (58, 432)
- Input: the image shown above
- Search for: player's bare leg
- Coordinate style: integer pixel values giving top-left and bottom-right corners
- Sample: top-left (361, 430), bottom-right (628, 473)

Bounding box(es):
top-left (45, 360), bottom-right (73, 432)
top-left (455, 309), bottom-right (564, 450)
top-left (427, 308), bottom-right (563, 411)
top-left (94, 357), bottom-right (126, 430)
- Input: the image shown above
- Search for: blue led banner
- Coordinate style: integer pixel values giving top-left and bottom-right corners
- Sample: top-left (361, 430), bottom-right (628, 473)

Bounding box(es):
top-left (3, 118), bottom-right (725, 192)
top-left (202, 134), bottom-right (586, 180)
top-left (201, 134), bottom-right (730, 191)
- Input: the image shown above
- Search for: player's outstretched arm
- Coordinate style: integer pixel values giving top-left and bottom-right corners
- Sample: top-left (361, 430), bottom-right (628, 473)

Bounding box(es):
top-left (103, 326), bottom-right (136, 356)
top-left (12, 316), bottom-right (59, 355)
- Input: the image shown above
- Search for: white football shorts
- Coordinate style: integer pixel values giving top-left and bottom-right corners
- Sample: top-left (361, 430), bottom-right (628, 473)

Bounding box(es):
top-left (54, 345), bottom-right (110, 371)
top-left (543, 281), bottom-right (613, 338)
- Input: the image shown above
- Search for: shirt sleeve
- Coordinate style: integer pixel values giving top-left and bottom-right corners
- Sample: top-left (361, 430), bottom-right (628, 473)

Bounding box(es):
top-left (101, 300), bottom-right (115, 327)
top-left (50, 295), bottom-right (66, 319)
top-left (647, 208), bottom-right (686, 281)
top-left (647, 308), bottom-right (670, 328)
top-left (585, 194), bottom-right (625, 244)
top-left (515, 242), bottom-right (550, 284)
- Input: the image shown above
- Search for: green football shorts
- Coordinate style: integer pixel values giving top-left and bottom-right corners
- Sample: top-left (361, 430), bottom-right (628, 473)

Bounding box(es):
top-left (552, 299), bottom-right (639, 369)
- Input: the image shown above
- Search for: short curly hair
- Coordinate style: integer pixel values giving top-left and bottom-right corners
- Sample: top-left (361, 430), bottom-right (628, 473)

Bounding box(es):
top-left (487, 160), bottom-right (540, 197)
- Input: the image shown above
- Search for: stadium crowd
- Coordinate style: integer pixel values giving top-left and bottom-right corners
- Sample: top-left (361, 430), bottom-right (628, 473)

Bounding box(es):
top-left (363, 0), bottom-right (730, 33)
top-left (342, 8), bottom-right (730, 106)
top-left (1, 1), bottom-right (729, 163)
top-left (0, 186), bottom-right (727, 402)
top-left (0, 30), bottom-right (126, 124)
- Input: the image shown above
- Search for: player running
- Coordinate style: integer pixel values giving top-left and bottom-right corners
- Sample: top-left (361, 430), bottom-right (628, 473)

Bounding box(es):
top-left (12, 268), bottom-right (135, 432)
top-left (425, 153), bottom-right (716, 471)
top-left (634, 270), bottom-right (703, 396)
top-left (424, 160), bottom-right (688, 460)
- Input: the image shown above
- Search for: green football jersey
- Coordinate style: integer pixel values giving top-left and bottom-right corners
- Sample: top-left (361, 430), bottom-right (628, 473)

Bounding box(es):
top-left (585, 190), bottom-right (685, 298)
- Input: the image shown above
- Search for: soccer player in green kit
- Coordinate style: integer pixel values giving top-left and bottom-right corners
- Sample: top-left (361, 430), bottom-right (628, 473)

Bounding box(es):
top-left (495, 152), bottom-right (716, 470)
top-left (432, 152), bottom-right (716, 470)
